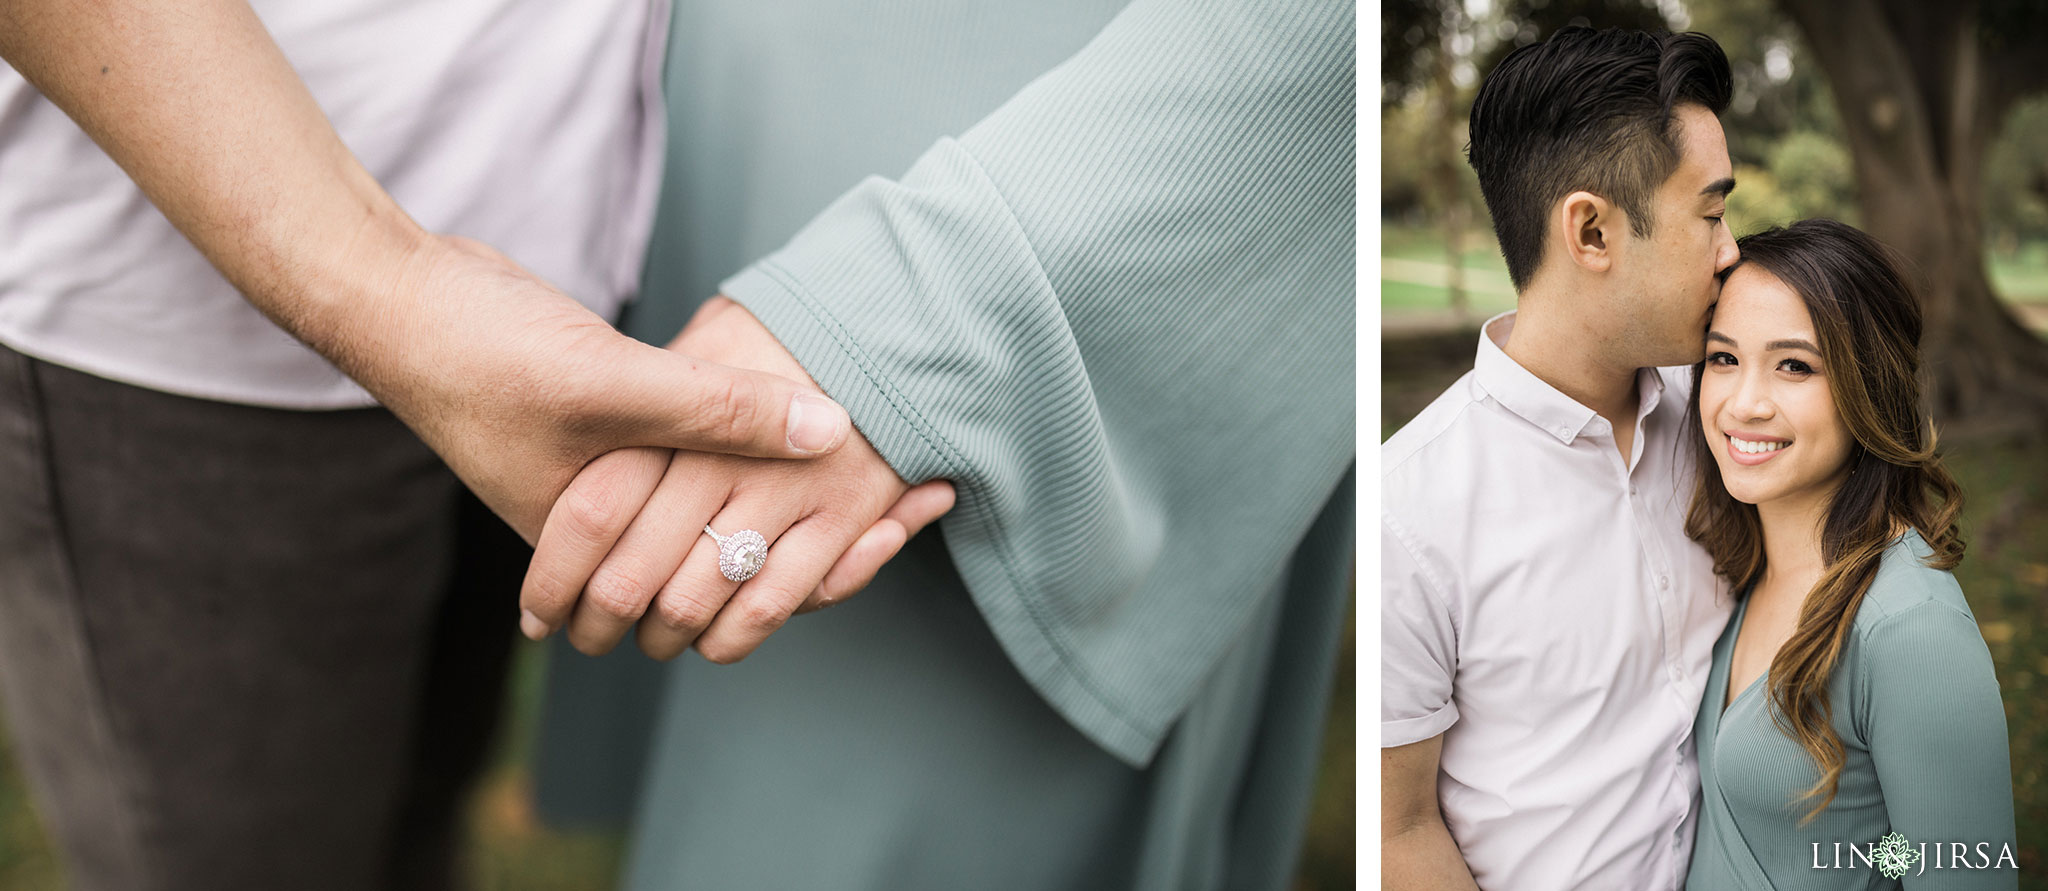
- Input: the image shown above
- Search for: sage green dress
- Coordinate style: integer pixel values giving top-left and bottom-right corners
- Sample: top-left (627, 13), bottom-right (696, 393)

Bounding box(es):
top-left (1686, 530), bottom-right (2016, 889)
top-left (532, 0), bottom-right (1356, 888)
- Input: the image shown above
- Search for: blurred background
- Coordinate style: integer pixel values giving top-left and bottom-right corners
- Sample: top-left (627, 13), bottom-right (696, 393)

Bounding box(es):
top-left (1383, 0), bottom-right (2048, 883)
top-left (0, 612), bottom-right (1360, 889)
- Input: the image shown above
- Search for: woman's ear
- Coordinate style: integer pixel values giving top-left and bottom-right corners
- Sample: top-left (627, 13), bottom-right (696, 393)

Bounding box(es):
top-left (1559, 190), bottom-right (1616, 274)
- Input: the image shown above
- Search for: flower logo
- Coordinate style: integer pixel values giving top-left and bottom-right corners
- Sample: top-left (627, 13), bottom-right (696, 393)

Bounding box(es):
top-left (1873, 832), bottom-right (1921, 879)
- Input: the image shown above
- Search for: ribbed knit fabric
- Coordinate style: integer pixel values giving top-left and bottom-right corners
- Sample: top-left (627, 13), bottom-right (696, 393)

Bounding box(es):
top-left (1687, 530), bottom-right (2016, 889)
top-left (534, 3), bottom-right (1355, 883)
top-left (719, 0), bottom-right (1354, 764)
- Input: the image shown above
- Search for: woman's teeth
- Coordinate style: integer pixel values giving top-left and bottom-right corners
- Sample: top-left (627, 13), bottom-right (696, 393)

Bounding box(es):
top-left (1730, 436), bottom-right (1787, 454)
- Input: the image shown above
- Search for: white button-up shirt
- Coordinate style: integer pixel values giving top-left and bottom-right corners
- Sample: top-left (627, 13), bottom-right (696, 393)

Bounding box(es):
top-left (1382, 311), bottom-right (1732, 891)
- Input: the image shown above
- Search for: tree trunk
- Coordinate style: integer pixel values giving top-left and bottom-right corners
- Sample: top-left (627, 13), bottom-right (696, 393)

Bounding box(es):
top-left (1779, 0), bottom-right (2048, 430)
top-left (1430, 5), bottom-right (1468, 319)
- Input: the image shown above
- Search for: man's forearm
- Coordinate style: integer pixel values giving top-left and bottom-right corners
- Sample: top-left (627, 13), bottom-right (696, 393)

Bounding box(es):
top-left (0, 0), bottom-right (425, 345)
top-left (0, 0), bottom-right (855, 539)
top-left (1384, 814), bottom-right (1483, 891)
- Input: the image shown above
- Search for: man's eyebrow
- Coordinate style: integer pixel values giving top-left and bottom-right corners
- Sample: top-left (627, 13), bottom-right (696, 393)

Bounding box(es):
top-left (1700, 177), bottom-right (1736, 198)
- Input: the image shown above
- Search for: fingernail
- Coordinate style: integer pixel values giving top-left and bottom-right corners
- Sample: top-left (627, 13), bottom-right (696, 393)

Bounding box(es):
top-left (520, 609), bottom-right (551, 640)
top-left (787, 393), bottom-right (849, 454)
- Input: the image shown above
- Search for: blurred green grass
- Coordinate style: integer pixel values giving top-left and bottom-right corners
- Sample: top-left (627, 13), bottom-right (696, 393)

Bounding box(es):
top-left (0, 606), bottom-right (1359, 890)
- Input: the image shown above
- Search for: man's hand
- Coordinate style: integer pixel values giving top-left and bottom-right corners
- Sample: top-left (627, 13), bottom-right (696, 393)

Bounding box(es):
top-left (518, 297), bottom-right (956, 661)
top-left (0, 0), bottom-right (856, 543)
top-left (332, 236), bottom-right (856, 541)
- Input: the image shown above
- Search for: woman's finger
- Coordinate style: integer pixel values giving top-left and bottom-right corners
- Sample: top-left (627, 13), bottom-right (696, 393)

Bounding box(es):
top-left (795, 479), bottom-right (956, 614)
top-left (636, 497), bottom-right (805, 662)
top-left (559, 454), bottom-right (730, 656)
top-left (793, 519), bottom-right (908, 616)
top-left (678, 513), bottom-right (852, 664)
top-left (885, 479), bottom-right (956, 539)
top-left (518, 447), bottom-right (670, 639)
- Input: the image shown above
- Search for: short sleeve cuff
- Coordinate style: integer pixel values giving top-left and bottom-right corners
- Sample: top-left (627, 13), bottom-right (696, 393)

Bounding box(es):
top-left (1381, 702), bottom-right (1458, 748)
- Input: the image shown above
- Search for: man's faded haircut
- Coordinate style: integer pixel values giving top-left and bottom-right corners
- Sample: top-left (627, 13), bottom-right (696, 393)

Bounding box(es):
top-left (1466, 26), bottom-right (1732, 291)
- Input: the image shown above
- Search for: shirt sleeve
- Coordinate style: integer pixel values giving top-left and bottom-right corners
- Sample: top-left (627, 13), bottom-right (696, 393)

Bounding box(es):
top-left (1858, 601), bottom-right (2017, 888)
top-left (1381, 511), bottom-right (1459, 747)
top-left (716, 0), bottom-right (1354, 765)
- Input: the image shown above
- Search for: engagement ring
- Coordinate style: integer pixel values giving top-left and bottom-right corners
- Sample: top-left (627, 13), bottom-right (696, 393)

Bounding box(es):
top-left (703, 526), bottom-right (768, 582)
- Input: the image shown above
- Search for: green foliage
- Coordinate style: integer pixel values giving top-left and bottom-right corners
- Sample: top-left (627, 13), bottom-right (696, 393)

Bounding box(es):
top-left (1381, 100), bottom-right (1434, 219)
top-left (1659, 134), bottom-right (1855, 237)
top-left (1765, 131), bottom-right (1857, 223)
top-left (1726, 164), bottom-right (1795, 234)
top-left (1681, 0), bottom-right (1842, 165)
top-left (1382, 0), bottom-right (1442, 108)
top-left (1986, 96), bottom-right (2048, 253)
top-left (1381, 0), bottom-right (2044, 244)
top-left (0, 726), bottom-right (59, 890)
top-left (1380, 97), bottom-right (1485, 225)
top-left (1475, 0), bottom-right (1670, 82)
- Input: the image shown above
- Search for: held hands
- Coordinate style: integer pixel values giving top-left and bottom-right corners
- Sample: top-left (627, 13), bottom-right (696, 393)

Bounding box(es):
top-left (324, 235), bottom-right (860, 542)
top-left (350, 233), bottom-right (949, 661)
top-left (0, 2), bottom-right (862, 550)
top-left (518, 297), bottom-right (956, 662)
top-left (0, 0), bottom-right (936, 656)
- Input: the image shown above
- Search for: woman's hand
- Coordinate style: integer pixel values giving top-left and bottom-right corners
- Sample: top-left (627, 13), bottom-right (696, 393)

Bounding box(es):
top-left (518, 298), bottom-right (956, 661)
top-left (0, 2), bottom-right (852, 546)
top-left (351, 237), bottom-right (856, 544)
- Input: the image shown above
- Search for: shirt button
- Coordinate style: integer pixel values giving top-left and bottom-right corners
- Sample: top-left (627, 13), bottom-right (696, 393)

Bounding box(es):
top-left (1658, 574), bottom-right (1670, 589)
top-left (1629, 484), bottom-right (1638, 495)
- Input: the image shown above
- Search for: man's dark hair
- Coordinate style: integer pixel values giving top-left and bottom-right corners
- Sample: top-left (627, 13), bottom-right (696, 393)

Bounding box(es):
top-left (1466, 27), bottom-right (1732, 291)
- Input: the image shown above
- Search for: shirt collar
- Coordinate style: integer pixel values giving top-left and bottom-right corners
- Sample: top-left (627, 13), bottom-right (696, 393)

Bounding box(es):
top-left (1472, 311), bottom-right (1669, 445)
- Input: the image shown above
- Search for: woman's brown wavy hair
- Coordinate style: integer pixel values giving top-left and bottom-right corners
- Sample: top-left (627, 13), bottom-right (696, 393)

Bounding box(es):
top-left (1682, 219), bottom-right (1965, 825)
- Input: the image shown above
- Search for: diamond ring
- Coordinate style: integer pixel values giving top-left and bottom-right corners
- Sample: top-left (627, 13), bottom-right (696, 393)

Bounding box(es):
top-left (703, 526), bottom-right (769, 582)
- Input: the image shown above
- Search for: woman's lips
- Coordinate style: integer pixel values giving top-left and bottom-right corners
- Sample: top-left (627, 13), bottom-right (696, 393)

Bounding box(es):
top-left (1725, 433), bottom-right (1789, 466)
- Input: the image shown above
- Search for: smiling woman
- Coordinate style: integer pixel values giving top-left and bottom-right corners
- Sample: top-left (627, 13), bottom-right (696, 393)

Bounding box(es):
top-left (1679, 219), bottom-right (2017, 889)
top-left (1700, 267), bottom-right (1856, 510)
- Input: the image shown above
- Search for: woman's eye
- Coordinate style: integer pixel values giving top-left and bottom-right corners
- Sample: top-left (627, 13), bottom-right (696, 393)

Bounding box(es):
top-left (1780, 359), bottom-right (1815, 375)
top-left (1706, 352), bottom-right (1736, 366)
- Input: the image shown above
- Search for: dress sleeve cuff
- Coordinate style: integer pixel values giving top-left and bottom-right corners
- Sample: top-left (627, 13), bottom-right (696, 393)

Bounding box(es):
top-left (718, 147), bottom-right (1169, 762)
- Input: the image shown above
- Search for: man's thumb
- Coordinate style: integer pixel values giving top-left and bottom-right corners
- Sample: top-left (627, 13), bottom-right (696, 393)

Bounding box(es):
top-left (627, 347), bottom-right (849, 458)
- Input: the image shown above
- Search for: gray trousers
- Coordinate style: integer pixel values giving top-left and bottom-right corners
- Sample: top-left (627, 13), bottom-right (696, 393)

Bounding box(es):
top-left (0, 345), bottom-right (524, 890)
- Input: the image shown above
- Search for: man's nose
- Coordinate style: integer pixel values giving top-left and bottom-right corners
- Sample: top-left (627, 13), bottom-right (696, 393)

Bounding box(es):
top-left (1714, 229), bottom-right (1740, 274)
